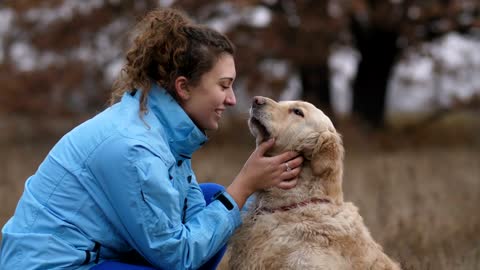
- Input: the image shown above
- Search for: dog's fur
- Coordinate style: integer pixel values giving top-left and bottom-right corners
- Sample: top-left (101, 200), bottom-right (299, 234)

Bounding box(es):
top-left (221, 97), bottom-right (401, 270)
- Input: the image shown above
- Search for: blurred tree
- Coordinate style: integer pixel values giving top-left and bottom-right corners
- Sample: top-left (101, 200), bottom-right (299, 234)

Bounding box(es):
top-left (0, 0), bottom-right (159, 116)
top-left (174, 0), bottom-right (349, 120)
top-left (349, 0), bottom-right (401, 128)
top-left (349, 0), bottom-right (480, 128)
top-left (177, 0), bottom-right (479, 128)
top-left (0, 0), bottom-right (478, 129)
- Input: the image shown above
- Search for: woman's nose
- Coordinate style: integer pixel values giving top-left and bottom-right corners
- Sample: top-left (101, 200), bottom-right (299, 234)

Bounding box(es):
top-left (225, 89), bottom-right (236, 106)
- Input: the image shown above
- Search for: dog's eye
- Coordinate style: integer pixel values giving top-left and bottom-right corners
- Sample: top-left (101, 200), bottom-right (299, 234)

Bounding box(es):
top-left (292, 108), bottom-right (304, 117)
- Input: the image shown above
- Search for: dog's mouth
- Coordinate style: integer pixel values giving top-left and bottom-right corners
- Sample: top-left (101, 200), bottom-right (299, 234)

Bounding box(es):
top-left (249, 116), bottom-right (271, 142)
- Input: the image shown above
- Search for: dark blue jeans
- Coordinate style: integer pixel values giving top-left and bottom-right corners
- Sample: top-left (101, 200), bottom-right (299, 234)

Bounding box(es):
top-left (91, 183), bottom-right (227, 270)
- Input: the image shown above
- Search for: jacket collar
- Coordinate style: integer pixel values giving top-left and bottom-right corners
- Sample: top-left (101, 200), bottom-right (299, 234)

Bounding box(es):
top-left (133, 84), bottom-right (208, 160)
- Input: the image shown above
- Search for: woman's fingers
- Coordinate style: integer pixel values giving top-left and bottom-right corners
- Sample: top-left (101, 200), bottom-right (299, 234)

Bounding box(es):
top-left (275, 177), bottom-right (298, 190)
top-left (276, 155), bottom-right (303, 177)
top-left (256, 138), bottom-right (275, 156)
top-left (280, 166), bottom-right (301, 179)
top-left (283, 155), bottom-right (303, 170)
top-left (268, 164), bottom-right (300, 190)
top-left (248, 146), bottom-right (304, 191)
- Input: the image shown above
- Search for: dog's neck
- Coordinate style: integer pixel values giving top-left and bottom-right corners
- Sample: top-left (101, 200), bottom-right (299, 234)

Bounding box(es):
top-left (252, 159), bottom-right (344, 211)
top-left (257, 197), bottom-right (332, 214)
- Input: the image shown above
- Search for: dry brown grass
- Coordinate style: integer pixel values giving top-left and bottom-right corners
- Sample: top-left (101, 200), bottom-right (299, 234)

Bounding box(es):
top-left (1, 111), bottom-right (479, 269)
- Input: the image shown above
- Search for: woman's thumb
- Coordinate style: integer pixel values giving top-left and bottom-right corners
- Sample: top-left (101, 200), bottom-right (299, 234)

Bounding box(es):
top-left (257, 138), bottom-right (275, 156)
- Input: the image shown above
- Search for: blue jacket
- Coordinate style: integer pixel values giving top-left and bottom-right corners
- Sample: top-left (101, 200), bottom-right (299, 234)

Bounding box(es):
top-left (0, 85), bottom-right (242, 269)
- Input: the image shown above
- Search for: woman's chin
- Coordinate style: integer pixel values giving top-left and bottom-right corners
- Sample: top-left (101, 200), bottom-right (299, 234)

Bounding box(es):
top-left (203, 121), bottom-right (220, 131)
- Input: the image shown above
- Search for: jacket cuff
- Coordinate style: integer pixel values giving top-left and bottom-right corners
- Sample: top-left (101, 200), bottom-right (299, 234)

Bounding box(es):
top-left (213, 191), bottom-right (242, 227)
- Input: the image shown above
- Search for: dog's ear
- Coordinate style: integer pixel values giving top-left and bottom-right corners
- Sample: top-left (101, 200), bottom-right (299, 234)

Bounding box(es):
top-left (295, 131), bottom-right (321, 158)
top-left (309, 130), bottom-right (344, 178)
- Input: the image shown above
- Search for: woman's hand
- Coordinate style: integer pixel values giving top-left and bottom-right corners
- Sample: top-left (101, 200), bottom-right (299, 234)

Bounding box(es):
top-left (226, 138), bottom-right (303, 209)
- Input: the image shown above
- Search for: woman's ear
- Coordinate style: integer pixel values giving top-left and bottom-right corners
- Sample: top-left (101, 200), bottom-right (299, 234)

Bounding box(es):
top-left (174, 76), bottom-right (190, 101)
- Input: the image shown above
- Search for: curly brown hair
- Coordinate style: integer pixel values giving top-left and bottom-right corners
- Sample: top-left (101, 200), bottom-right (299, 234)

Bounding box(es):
top-left (110, 8), bottom-right (235, 115)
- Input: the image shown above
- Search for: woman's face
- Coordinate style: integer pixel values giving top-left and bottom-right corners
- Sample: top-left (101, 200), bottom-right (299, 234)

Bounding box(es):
top-left (181, 54), bottom-right (237, 131)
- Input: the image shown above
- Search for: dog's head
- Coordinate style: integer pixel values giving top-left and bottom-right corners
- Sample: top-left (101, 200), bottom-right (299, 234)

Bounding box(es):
top-left (249, 96), bottom-right (344, 202)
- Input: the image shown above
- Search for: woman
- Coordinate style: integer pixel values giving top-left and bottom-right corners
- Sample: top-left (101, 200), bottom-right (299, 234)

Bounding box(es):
top-left (0, 8), bottom-right (303, 270)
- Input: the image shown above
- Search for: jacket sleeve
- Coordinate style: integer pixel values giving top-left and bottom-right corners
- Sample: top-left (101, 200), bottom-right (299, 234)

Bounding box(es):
top-left (88, 137), bottom-right (242, 269)
top-left (183, 174), bottom-right (208, 223)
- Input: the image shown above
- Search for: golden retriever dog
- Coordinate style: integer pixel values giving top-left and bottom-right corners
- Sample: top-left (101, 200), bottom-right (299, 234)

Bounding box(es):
top-left (221, 96), bottom-right (401, 270)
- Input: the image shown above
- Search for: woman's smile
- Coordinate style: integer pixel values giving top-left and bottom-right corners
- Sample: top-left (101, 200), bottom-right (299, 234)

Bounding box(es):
top-left (215, 108), bottom-right (225, 118)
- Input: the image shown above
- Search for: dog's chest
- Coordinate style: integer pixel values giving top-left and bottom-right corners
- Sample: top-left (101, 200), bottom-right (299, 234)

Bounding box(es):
top-left (243, 211), bottom-right (332, 246)
top-left (230, 211), bottom-right (334, 268)
top-left (228, 204), bottom-right (371, 269)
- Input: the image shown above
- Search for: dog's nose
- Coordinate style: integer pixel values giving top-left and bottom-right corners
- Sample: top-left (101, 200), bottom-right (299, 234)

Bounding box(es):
top-left (253, 96), bottom-right (266, 107)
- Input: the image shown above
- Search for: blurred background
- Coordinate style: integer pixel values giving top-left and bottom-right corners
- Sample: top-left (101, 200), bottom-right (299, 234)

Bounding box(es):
top-left (0, 0), bottom-right (479, 269)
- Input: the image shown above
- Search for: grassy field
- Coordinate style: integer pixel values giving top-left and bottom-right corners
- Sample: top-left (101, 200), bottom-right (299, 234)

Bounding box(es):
top-left (1, 112), bottom-right (479, 269)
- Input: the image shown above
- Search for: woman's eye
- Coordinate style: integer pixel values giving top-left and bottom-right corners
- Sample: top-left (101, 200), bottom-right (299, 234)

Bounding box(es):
top-left (292, 108), bottom-right (304, 117)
